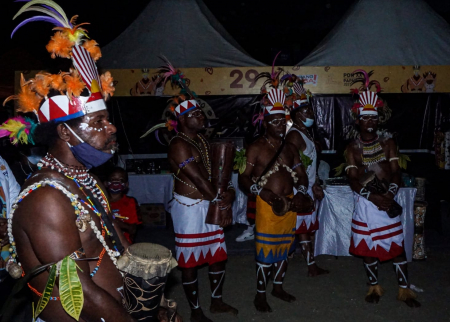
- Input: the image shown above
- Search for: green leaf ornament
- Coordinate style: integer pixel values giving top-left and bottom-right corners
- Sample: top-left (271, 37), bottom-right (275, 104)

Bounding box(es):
top-left (59, 256), bottom-right (84, 321)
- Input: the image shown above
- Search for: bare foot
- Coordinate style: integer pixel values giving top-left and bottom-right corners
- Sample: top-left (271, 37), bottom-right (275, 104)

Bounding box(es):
top-left (403, 298), bottom-right (421, 308)
top-left (210, 299), bottom-right (238, 315)
top-left (190, 308), bottom-right (213, 322)
top-left (365, 292), bottom-right (381, 304)
top-left (271, 288), bottom-right (296, 302)
top-left (307, 264), bottom-right (330, 277)
top-left (253, 293), bottom-right (272, 312)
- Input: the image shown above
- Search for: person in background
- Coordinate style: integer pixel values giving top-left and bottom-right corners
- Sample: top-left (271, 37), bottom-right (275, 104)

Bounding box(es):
top-left (0, 154), bottom-right (21, 305)
top-left (235, 195), bottom-right (256, 242)
top-left (106, 167), bottom-right (142, 244)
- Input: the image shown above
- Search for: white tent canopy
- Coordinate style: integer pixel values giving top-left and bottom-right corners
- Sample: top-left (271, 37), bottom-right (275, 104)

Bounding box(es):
top-left (298, 0), bottom-right (450, 66)
top-left (100, 0), bottom-right (263, 69)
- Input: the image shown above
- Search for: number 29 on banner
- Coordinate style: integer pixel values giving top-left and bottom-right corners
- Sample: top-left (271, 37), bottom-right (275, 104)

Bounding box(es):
top-left (229, 69), bottom-right (259, 89)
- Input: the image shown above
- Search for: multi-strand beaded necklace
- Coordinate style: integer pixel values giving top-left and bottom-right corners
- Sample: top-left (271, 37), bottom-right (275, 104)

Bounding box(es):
top-left (359, 135), bottom-right (386, 166)
top-left (171, 133), bottom-right (211, 206)
top-left (6, 154), bottom-right (121, 300)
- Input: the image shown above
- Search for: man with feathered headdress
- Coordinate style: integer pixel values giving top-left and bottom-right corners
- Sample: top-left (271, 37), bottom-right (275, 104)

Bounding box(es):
top-left (160, 58), bottom-right (238, 322)
top-left (0, 1), bottom-right (177, 321)
top-left (239, 58), bottom-right (312, 312)
top-left (345, 70), bottom-right (420, 308)
top-left (284, 78), bottom-right (329, 277)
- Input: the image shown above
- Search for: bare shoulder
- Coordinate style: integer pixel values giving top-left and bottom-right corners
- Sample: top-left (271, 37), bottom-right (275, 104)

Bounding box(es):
top-left (383, 138), bottom-right (397, 149)
top-left (286, 141), bottom-right (299, 154)
top-left (168, 136), bottom-right (192, 159)
top-left (246, 137), bottom-right (265, 155)
top-left (345, 139), bottom-right (360, 157)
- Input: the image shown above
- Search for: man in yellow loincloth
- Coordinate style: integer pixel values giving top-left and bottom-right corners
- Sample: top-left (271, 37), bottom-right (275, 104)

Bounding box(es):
top-left (239, 87), bottom-right (312, 313)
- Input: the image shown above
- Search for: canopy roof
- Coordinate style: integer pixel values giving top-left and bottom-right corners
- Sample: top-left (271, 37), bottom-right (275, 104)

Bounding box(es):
top-left (298, 0), bottom-right (450, 66)
top-left (100, 0), bottom-right (263, 69)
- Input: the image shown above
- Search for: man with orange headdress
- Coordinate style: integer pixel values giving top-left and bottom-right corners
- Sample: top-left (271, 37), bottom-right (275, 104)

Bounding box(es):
top-left (345, 83), bottom-right (420, 308)
top-left (0, 2), bottom-right (178, 321)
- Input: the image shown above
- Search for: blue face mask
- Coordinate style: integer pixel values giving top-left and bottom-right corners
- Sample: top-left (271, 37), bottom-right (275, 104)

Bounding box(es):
top-left (64, 123), bottom-right (113, 169)
top-left (302, 118), bottom-right (314, 128)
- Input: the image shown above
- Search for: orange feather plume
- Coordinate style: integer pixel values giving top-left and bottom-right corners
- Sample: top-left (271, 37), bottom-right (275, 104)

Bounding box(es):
top-left (31, 73), bottom-right (51, 97)
top-left (64, 69), bottom-right (85, 98)
top-left (46, 31), bottom-right (74, 59)
top-left (3, 74), bottom-right (41, 113)
top-left (100, 72), bottom-right (115, 99)
top-left (82, 40), bottom-right (102, 61)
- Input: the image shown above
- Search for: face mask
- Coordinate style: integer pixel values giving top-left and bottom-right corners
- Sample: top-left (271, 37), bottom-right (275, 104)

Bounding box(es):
top-left (302, 118), bottom-right (314, 128)
top-left (64, 123), bottom-right (113, 169)
top-left (27, 155), bottom-right (42, 165)
top-left (107, 181), bottom-right (126, 193)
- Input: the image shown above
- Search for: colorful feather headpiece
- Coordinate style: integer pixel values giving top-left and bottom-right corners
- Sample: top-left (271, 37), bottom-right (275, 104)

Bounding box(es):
top-left (3, 0), bottom-right (115, 125)
top-left (350, 69), bottom-right (383, 116)
top-left (0, 116), bottom-right (38, 145)
top-left (157, 56), bottom-right (199, 118)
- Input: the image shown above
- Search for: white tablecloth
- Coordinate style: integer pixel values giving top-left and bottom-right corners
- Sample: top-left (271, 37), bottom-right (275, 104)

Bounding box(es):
top-left (128, 173), bottom-right (248, 224)
top-left (315, 186), bottom-right (416, 262)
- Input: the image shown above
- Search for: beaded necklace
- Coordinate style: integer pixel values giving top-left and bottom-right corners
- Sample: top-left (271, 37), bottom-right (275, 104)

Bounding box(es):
top-left (358, 135), bottom-right (386, 166)
top-left (7, 180), bottom-right (120, 282)
top-left (39, 154), bottom-right (109, 214)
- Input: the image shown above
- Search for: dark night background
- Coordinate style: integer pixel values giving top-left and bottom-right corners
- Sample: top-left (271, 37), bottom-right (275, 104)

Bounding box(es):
top-left (1, 0), bottom-right (450, 94)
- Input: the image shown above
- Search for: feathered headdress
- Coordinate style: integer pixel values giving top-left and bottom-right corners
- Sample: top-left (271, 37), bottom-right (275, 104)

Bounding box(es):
top-left (255, 51), bottom-right (283, 92)
top-left (3, 0), bottom-right (115, 126)
top-left (0, 116), bottom-right (38, 145)
top-left (141, 56), bottom-right (200, 140)
top-left (350, 69), bottom-right (383, 117)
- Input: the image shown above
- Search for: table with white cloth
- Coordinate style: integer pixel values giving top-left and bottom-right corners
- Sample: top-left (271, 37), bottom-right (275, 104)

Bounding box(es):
top-left (315, 186), bottom-right (416, 262)
top-left (128, 173), bottom-right (248, 224)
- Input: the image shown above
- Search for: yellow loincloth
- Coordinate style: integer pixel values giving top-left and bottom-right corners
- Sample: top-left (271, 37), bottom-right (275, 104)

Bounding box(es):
top-left (255, 194), bottom-right (296, 263)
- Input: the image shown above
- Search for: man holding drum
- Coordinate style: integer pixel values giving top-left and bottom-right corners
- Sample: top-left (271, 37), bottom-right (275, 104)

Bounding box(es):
top-left (345, 84), bottom-right (420, 307)
top-left (168, 96), bottom-right (238, 322)
top-left (239, 88), bottom-right (312, 312)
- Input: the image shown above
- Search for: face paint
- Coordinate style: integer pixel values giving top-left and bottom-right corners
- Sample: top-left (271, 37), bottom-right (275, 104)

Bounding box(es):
top-left (64, 123), bottom-right (113, 169)
top-left (79, 123), bottom-right (91, 131)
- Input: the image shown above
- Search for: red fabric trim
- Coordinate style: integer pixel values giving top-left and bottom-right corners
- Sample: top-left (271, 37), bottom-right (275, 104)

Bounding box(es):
top-left (175, 230), bottom-right (223, 239)
top-left (372, 229), bottom-right (403, 241)
top-left (351, 228), bottom-right (371, 235)
top-left (295, 218), bottom-right (319, 234)
top-left (349, 237), bottom-right (404, 262)
top-left (175, 237), bottom-right (225, 248)
top-left (177, 247), bottom-right (227, 268)
top-left (352, 219), bottom-right (368, 227)
top-left (370, 221), bottom-right (402, 234)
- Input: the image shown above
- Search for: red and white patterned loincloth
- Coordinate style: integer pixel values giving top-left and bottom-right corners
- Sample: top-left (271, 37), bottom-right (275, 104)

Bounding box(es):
top-left (170, 193), bottom-right (227, 268)
top-left (349, 193), bottom-right (404, 261)
top-left (295, 188), bottom-right (319, 234)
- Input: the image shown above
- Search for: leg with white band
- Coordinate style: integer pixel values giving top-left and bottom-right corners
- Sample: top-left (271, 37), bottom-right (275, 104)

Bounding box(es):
top-left (254, 262), bottom-right (273, 312)
top-left (393, 255), bottom-right (420, 307)
top-left (181, 267), bottom-right (212, 322)
top-left (299, 235), bottom-right (329, 277)
top-left (208, 261), bottom-right (238, 316)
top-left (271, 259), bottom-right (296, 303)
top-left (363, 257), bottom-right (384, 303)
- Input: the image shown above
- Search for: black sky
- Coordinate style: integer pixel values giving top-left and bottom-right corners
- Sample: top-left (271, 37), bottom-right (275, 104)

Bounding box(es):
top-left (0, 0), bottom-right (449, 84)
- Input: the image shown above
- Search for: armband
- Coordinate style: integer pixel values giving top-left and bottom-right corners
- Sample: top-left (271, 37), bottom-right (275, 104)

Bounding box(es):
top-left (345, 165), bottom-right (358, 172)
top-left (389, 157), bottom-right (399, 162)
top-left (360, 187), bottom-right (370, 200)
top-left (296, 185), bottom-right (308, 195)
top-left (227, 180), bottom-right (235, 191)
top-left (250, 184), bottom-right (263, 195)
top-left (179, 156), bottom-right (195, 169)
top-left (388, 183), bottom-right (399, 196)
top-left (292, 163), bottom-right (302, 170)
